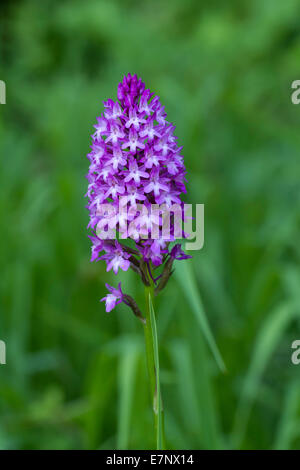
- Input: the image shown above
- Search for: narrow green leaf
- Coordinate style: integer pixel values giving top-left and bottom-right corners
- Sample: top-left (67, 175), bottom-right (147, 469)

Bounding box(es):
top-left (175, 261), bottom-right (226, 373)
top-left (149, 294), bottom-right (163, 450)
top-left (274, 379), bottom-right (300, 450)
top-left (233, 302), bottom-right (295, 446)
top-left (117, 346), bottom-right (138, 449)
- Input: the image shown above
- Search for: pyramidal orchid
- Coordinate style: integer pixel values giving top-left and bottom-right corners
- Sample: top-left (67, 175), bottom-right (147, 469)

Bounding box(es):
top-left (85, 73), bottom-right (192, 449)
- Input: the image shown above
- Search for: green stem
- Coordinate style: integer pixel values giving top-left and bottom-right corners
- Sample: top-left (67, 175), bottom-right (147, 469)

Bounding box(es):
top-left (143, 285), bottom-right (165, 450)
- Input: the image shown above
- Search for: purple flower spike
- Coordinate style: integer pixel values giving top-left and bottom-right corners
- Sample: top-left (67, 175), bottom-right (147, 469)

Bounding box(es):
top-left (86, 73), bottom-right (192, 314)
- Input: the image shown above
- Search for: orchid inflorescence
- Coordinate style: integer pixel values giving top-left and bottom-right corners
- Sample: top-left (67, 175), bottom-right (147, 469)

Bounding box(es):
top-left (86, 73), bottom-right (191, 320)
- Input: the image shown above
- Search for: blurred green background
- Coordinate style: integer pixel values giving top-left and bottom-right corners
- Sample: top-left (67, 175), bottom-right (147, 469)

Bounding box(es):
top-left (1, 0), bottom-right (300, 450)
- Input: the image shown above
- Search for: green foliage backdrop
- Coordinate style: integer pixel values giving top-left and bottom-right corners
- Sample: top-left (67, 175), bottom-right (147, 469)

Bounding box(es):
top-left (0, 0), bottom-right (300, 449)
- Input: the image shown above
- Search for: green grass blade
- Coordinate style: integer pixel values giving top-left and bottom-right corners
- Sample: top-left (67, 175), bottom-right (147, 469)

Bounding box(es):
top-left (273, 379), bottom-right (300, 450)
top-left (117, 346), bottom-right (138, 449)
top-left (233, 302), bottom-right (295, 447)
top-left (148, 293), bottom-right (163, 450)
top-left (175, 261), bottom-right (226, 373)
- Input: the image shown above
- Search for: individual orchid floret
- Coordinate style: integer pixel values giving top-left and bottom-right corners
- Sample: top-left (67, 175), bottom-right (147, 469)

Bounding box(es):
top-left (104, 177), bottom-right (125, 199)
top-left (104, 100), bottom-right (123, 120)
top-left (106, 123), bottom-right (125, 145)
top-left (88, 235), bottom-right (104, 262)
top-left (123, 186), bottom-right (146, 208)
top-left (139, 117), bottom-right (161, 141)
top-left (105, 145), bottom-right (127, 171)
top-left (101, 283), bottom-right (124, 312)
top-left (100, 241), bottom-right (131, 274)
top-left (125, 108), bottom-right (146, 130)
top-left (122, 127), bottom-right (145, 153)
top-left (143, 147), bottom-right (164, 169)
top-left (144, 167), bottom-right (169, 198)
top-left (101, 282), bottom-right (145, 322)
top-left (93, 116), bottom-right (107, 140)
top-left (124, 158), bottom-right (149, 185)
top-left (170, 244), bottom-right (193, 260)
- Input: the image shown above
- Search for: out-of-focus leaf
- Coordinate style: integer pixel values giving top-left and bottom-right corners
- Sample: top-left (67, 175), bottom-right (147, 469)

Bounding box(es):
top-left (175, 261), bottom-right (226, 373)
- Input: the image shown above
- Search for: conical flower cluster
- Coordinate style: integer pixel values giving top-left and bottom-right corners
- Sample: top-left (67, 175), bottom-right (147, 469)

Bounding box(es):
top-left (86, 74), bottom-right (191, 313)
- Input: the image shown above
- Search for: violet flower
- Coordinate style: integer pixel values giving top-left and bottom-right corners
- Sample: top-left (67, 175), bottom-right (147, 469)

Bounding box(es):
top-left (86, 73), bottom-right (191, 315)
top-left (101, 283), bottom-right (124, 313)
